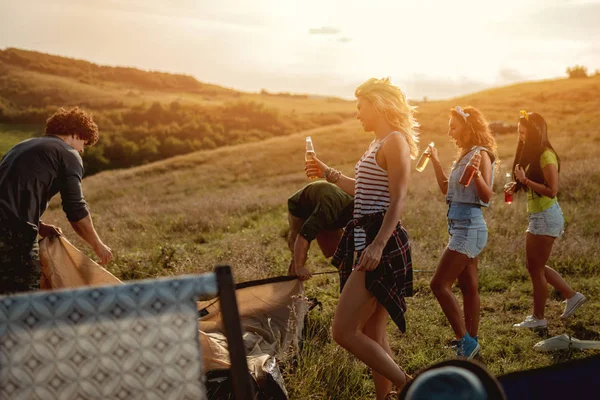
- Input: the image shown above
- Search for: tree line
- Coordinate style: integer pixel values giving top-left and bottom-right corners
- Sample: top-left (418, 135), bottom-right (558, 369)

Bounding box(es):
top-left (0, 100), bottom-right (350, 175)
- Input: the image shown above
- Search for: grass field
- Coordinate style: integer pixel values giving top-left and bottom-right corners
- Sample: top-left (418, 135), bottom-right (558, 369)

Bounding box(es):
top-left (0, 123), bottom-right (39, 155)
top-left (37, 75), bottom-right (600, 399)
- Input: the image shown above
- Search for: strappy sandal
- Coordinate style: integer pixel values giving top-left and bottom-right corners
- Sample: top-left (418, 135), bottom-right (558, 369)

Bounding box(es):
top-left (385, 373), bottom-right (413, 400)
top-left (385, 391), bottom-right (399, 400)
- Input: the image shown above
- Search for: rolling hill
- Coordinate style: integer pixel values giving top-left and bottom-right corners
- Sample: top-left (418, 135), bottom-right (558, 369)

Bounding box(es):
top-left (0, 48), bottom-right (354, 173)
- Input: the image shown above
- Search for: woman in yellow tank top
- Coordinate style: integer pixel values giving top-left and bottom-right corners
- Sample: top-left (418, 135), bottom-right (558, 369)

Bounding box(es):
top-left (505, 111), bottom-right (585, 330)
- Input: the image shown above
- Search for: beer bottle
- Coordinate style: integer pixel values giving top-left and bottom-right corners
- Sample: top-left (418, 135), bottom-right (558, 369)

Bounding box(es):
top-left (504, 172), bottom-right (513, 204)
top-left (305, 136), bottom-right (317, 180)
top-left (458, 149), bottom-right (480, 186)
top-left (416, 142), bottom-right (435, 172)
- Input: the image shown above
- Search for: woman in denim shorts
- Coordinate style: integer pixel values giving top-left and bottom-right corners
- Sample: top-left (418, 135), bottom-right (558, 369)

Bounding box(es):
top-left (428, 106), bottom-right (497, 359)
top-left (506, 111), bottom-right (585, 330)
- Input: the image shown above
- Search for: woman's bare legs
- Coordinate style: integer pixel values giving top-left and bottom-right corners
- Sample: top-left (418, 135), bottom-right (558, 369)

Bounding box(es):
top-left (525, 233), bottom-right (575, 318)
top-left (430, 248), bottom-right (473, 339)
top-left (457, 257), bottom-right (480, 337)
top-left (363, 301), bottom-right (395, 399)
top-left (332, 270), bottom-right (408, 394)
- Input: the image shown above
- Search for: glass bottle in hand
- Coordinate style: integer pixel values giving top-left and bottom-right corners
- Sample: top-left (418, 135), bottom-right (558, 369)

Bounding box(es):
top-left (416, 142), bottom-right (435, 172)
top-left (459, 149), bottom-right (481, 186)
top-left (305, 136), bottom-right (317, 180)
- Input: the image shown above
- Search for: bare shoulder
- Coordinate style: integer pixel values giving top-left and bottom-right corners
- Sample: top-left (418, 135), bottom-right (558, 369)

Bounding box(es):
top-left (381, 132), bottom-right (410, 157)
top-left (480, 149), bottom-right (492, 163)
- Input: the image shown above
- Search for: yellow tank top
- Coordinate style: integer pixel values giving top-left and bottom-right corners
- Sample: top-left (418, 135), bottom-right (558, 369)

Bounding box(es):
top-left (527, 149), bottom-right (558, 213)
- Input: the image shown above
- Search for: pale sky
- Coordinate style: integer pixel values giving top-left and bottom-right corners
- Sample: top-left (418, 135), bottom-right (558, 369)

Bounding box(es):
top-left (1, 0), bottom-right (599, 99)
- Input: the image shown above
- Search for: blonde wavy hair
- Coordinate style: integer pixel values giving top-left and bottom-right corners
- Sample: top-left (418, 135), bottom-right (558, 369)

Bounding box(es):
top-left (450, 106), bottom-right (497, 162)
top-left (355, 77), bottom-right (420, 159)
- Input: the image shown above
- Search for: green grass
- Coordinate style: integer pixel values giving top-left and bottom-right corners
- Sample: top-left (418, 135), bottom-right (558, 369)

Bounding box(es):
top-left (0, 123), bottom-right (38, 156)
top-left (35, 76), bottom-right (600, 399)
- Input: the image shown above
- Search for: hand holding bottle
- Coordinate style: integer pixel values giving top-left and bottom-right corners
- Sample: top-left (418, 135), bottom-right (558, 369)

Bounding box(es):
top-left (458, 149), bottom-right (481, 186)
top-left (305, 136), bottom-right (317, 180)
top-left (470, 151), bottom-right (482, 171)
top-left (429, 144), bottom-right (440, 165)
top-left (504, 182), bottom-right (517, 194)
top-left (504, 173), bottom-right (515, 204)
top-left (305, 155), bottom-right (329, 179)
top-left (416, 142), bottom-right (435, 172)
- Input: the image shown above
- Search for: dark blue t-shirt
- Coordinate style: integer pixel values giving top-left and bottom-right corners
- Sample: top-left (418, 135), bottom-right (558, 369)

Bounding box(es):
top-left (0, 136), bottom-right (89, 234)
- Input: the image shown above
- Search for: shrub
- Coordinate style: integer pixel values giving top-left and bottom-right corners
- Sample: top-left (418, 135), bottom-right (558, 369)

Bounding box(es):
top-left (566, 65), bottom-right (588, 79)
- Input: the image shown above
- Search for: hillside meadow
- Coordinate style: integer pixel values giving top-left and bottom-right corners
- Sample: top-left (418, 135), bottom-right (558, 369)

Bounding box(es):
top-left (0, 48), bottom-right (354, 174)
top-left (37, 75), bottom-right (600, 399)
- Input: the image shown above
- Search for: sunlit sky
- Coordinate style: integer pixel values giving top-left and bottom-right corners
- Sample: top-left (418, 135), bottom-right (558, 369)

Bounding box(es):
top-left (1, 0), bottom-right (599, 99)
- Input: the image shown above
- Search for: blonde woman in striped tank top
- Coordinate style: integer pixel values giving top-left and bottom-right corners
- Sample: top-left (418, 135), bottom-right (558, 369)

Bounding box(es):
top-left (306, 78), bottom-right (418, 398)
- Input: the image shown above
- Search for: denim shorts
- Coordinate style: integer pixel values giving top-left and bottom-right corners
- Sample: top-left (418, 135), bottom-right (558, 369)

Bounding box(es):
top-left (447, 216), bottom-right (488, 259)
top-left (446, 202), bottom-right (488, 259)
top-left (527, 202), bottom-right (565, 237)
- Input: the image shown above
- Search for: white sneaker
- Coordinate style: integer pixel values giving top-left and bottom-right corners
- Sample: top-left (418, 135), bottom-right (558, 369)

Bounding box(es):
top-left (534, 334), bottom-right (600, 352)
top-left (513, 315), bottom-right (547, 329)
top-left (561, 292), bottom-right (586, 319)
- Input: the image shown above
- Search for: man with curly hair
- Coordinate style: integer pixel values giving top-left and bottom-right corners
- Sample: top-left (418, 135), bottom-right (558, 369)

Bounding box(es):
top-left (0, 106), bottom-right (113, 294)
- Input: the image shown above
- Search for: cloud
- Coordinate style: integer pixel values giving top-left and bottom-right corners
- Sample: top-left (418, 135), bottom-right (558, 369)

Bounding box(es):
top-left (308, 26), bottom-right (351, 44)
top-left (496, 68), bottom-right (527, 84)
top-left (309, 26), bottom-right (342, 35)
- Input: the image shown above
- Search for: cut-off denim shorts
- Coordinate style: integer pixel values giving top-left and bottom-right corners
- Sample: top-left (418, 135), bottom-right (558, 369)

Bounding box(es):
top-left (447, 203), bottom-right (488, 259)
top-left (527, 202), bottom-right (565, 238)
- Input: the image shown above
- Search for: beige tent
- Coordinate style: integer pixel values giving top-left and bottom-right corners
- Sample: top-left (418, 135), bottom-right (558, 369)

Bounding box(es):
top-left (198, 277), bottom-right (309, 397)
top-left (39, 235), bottom-right (121, 289)
top-left (40, 235), bottom-right (309, 398)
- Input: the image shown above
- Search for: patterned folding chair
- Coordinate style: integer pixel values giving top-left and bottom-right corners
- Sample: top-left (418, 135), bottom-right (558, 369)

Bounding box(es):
top-left (0, 265), bottom-right (254, 400)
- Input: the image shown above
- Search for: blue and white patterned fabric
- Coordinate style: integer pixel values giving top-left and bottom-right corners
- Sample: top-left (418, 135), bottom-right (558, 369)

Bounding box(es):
top-left (0, 273), bottom-right (218, 400)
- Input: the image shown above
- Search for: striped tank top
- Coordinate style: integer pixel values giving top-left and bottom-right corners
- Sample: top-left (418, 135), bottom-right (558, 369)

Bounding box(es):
top-left (353, 132), bottom-right (398, 250)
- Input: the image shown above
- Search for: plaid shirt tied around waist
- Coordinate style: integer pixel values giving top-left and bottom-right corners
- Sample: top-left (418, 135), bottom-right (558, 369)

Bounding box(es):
top-left (331, 211), bottom-right (413, 333)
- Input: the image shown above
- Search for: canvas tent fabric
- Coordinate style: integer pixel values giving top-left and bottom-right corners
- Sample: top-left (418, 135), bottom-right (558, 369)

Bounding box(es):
top-left (198, 276), bottom-right (310, 398)
top-left (39, 235), bottom-right (122, 288)
top-left (39, 235), bottom-right (309, 398)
